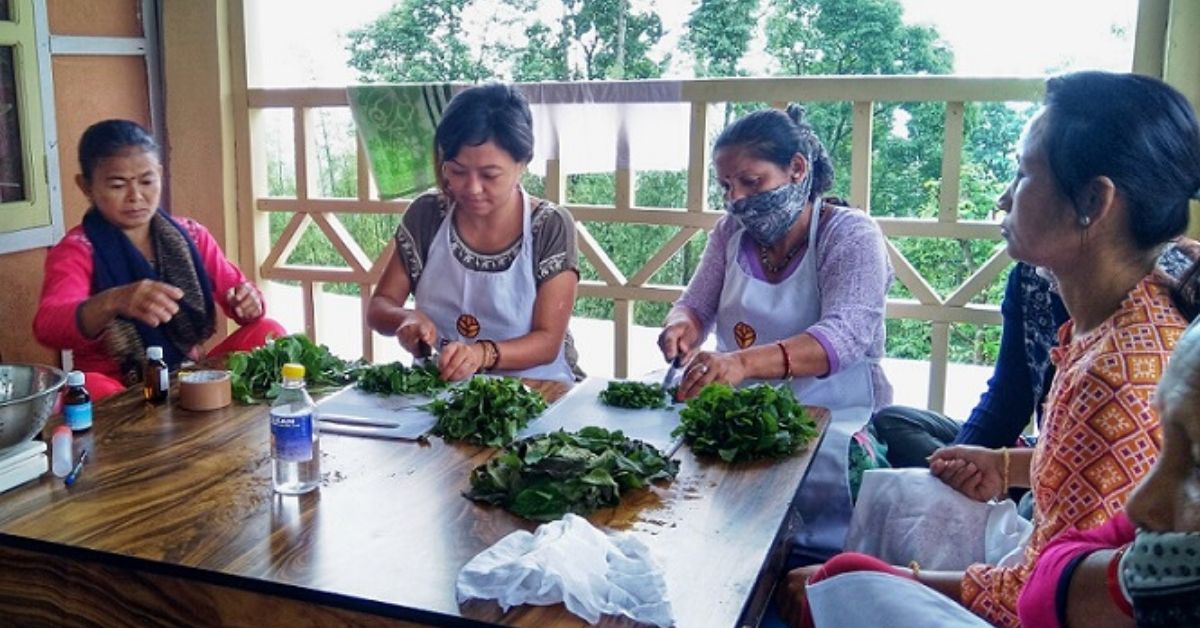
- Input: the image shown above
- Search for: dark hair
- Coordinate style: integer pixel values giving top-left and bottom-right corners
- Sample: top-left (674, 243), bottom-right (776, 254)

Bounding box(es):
top-left (78, 119), bottom-right (160, 181)
top-left (435, 83), bottom-right (534, 164)
top-left (1040, 71), bottom-right (1200, 250)
top-left (713, 105), bottom-right (834, 202)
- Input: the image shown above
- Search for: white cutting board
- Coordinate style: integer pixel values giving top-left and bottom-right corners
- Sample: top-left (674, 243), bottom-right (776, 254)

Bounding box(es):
top-left (315, 385), bottom-right (440, 440)
top-left (521, 377), bottom-right (683, 453)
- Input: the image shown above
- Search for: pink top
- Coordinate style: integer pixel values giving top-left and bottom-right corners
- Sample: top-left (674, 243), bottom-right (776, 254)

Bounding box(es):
top-left (34, 218), bottom-right (263, 380)
top-left (1017, 512), bottom-right (1134, 628)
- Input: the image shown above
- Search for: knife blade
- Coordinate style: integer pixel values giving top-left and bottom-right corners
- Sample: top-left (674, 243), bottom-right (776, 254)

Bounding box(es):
top-left (414, 339), bottom-right (433, 368)
top-left (660, 356), bottom-right (682, 390)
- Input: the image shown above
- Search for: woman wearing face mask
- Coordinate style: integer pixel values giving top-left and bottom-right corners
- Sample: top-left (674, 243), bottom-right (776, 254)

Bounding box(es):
top-left (367, 83), bottom-right (582, 383)
top-left (658, 105), bottom-right (893, 557)
top-left (658, 105), bottom-right (891, 408)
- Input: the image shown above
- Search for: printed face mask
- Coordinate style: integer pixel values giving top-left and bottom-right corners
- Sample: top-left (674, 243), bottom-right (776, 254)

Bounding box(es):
top-left (726, 181), bottom-right (809, 247)
top-left (1121, 530), bottom-right (1200, 627)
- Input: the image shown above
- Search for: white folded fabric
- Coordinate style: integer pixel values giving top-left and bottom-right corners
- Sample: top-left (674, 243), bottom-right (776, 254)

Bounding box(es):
top-left (456, 514), bottom-right (673, 627)
top-left (808, 572), bottom-right (989, 627)
top-left (845, 468), bottom-right (1031, 571)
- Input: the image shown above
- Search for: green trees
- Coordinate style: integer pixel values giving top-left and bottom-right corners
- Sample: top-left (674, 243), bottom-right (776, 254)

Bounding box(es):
top-left (273, 0), bottom-right (1034, 365)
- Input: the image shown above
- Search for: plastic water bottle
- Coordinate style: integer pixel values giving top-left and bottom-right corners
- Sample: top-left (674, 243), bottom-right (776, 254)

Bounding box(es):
top-left (269, 363), bottom-right (320, 494)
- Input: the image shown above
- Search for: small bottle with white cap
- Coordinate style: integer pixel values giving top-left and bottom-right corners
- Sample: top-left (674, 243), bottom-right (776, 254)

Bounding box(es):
top-left (143, 346), bottom-right (169, 404)
top-left (63, 370), bottom-right (92, 432)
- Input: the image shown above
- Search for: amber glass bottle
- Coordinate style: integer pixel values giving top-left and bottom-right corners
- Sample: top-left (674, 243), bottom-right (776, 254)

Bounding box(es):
top-left (143, 346), bottom-right (169, 404)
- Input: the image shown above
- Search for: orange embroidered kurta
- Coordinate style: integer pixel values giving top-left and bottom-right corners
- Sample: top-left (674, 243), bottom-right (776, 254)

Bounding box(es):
top-left (960, 276), bottom-right (1187, 626)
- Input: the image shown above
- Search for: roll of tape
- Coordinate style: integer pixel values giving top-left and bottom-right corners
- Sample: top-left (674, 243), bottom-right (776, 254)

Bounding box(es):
top-left (178, 370), bottom-right (233, 411)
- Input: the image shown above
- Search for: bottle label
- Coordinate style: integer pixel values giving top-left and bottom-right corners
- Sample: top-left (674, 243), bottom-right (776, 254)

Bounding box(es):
top-left (159, 368), bottom-right (169, 392)
top-left (64, 402), bottom-right (93, 430)
top-left (270, 412), bottom-right (313, 462)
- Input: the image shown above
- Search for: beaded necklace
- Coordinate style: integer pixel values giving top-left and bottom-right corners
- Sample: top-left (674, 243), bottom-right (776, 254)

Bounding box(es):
top-left (758, 207), bottom-right (812, 274)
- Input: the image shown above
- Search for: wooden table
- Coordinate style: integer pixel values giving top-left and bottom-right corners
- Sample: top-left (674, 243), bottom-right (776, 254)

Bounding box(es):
top-left (0, 379), bottom-right (828, 627)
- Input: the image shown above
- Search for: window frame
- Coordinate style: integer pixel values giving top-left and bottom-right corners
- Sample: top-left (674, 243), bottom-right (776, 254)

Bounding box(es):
top-left (0, 0), bottom-right (62, 253)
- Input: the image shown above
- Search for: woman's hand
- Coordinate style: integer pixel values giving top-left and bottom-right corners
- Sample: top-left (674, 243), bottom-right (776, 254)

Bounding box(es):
top-left (394, 311), bottom-right (437, 356)
top-left (929, 445), bottom-right (1005, 502)
top-left (225, 282), bottom-right (263, 320)
top-left (658, 317), bottom-right (701, 364)
top-left (111, 279), bottom-right (184, 327)
top-left (438, 341), bottom-right (485, 381)
top-left (777, 564), bottom-right (823, 628)
top-left (675, 351), bottom-right (747, 400)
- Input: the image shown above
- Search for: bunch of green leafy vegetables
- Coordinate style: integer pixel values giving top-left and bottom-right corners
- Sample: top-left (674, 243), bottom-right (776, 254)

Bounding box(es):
top-left (226, 333), bottom-right (360, 404)
top-left (598, 380), bottom-right (671, 409)
top-left (672, 383), bottom-right (818, 463)
top-left (466, 426), bottom-right (680, 521)
top-left (355, 361), bottom-right (448, 397)
top-left (428, 376), bottom-right (547, 447)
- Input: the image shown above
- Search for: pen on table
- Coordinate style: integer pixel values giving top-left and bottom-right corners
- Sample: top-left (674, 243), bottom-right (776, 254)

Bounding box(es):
top-left (64, 449), bottom-right (89, 487)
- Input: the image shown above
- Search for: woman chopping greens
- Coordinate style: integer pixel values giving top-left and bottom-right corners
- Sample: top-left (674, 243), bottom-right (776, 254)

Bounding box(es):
top-left (657, 105), bottom-right (893, 558)
top-left (367, 83), bottom-right (582, 383)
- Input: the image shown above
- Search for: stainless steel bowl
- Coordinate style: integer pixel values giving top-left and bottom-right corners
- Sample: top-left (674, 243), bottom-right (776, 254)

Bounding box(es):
top-left (0, 364), bottom-right (68, 456)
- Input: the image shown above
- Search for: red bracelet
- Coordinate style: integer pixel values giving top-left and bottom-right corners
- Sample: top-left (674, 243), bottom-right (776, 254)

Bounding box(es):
top-left (1107, 544), bottom-right (1133, 617)
top-left (776, 341), bottom-right (792, 379)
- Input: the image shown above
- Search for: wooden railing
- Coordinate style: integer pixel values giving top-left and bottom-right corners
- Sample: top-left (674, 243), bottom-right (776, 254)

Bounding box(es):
top-left (239, 76), bottom-right (1045, 412)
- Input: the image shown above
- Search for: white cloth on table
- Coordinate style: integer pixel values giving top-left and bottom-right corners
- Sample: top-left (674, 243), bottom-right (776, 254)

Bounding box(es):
top-left (455, 514), bottom-right (673, 627)
top-left (807, 571), bottom-right (988, 627)
top-left (844, 468), bottom-right (1032, 570)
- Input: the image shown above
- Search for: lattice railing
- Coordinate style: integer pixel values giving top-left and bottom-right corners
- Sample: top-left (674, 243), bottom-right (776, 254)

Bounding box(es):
top-left (239, 76), bottom-right (1044, 411)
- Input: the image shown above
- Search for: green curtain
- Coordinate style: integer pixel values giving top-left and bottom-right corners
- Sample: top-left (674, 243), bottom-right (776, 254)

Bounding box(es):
top-left (347, 84), bottom-right (456, 200)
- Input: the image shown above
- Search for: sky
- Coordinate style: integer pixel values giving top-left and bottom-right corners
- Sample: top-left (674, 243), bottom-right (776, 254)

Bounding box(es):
top-left (247, 0), bottom-right (1140, 85)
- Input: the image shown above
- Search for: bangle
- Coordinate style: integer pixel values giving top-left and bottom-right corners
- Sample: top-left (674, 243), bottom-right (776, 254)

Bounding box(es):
top-left (907, 560), bottom-right (921, 580)
top-left (1107, 545), bottom-right (1133, 617)
top-left (479, 339), bottom-right (500, 371)
top-left (1000, 447), bottom-right (1011, 499)
top-left (776, 341), bottom-right (792, 379)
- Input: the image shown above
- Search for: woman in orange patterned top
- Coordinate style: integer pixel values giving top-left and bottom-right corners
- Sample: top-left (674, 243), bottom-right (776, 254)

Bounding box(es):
top-left (777, 71), bottom-right (1200, 627)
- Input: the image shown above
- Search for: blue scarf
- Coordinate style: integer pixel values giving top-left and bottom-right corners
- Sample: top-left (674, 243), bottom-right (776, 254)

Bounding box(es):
top-left (83, 208), bottom-right (215, 376)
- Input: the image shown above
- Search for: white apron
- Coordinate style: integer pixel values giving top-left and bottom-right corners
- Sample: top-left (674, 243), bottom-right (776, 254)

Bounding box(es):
top-left (414, 189), bottom-right (574, 383)
top-left (714, 199), bottom-right (875, 556)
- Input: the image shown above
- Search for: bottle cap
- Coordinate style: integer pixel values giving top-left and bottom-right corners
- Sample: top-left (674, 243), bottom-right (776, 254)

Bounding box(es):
top-left (147, 346), bottom-right (163, 360)
top-left (67, 370), bottom-right (85, 386)
top-left (281, 363), bottom-right (306, 379)
top-left (53, 425), bottom-right (72, 438)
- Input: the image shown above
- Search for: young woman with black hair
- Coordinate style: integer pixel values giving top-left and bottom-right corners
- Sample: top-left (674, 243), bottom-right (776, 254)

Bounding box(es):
top-left (366, 83), bottom-right (581, 382)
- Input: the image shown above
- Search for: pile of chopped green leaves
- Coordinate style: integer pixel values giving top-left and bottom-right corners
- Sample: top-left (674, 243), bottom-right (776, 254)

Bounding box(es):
top-left (673, 383), bottom-right (817, 463)
top-left (226, 333), bottom-right (360, 404)
top-left (428, 376), bottom-right (547, 447)
top-left (355, 361), bottom-right (448, 396)
top-left (466, 426), bottom-right (679, 521)
top-left (598, 380), bottom-right (670, 409)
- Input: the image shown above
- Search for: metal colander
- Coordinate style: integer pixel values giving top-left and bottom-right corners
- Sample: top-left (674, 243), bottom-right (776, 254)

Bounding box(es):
top-left (0, 364), bottom-right (68, 456)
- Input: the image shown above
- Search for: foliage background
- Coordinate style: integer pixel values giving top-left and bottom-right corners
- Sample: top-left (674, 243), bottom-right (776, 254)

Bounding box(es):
top-left (266, 0), bottom-right (1037, 365)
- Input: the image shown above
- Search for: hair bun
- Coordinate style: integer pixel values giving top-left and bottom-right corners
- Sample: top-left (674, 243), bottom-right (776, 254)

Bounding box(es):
top-left (785, 104), bottom-right (807, 125)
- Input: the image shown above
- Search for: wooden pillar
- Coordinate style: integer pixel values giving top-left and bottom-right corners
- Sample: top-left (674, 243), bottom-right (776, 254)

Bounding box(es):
top-left (1162, 0), bottom-right (1200, 236)
top-left (159, 1), bottom-right (240, 266)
